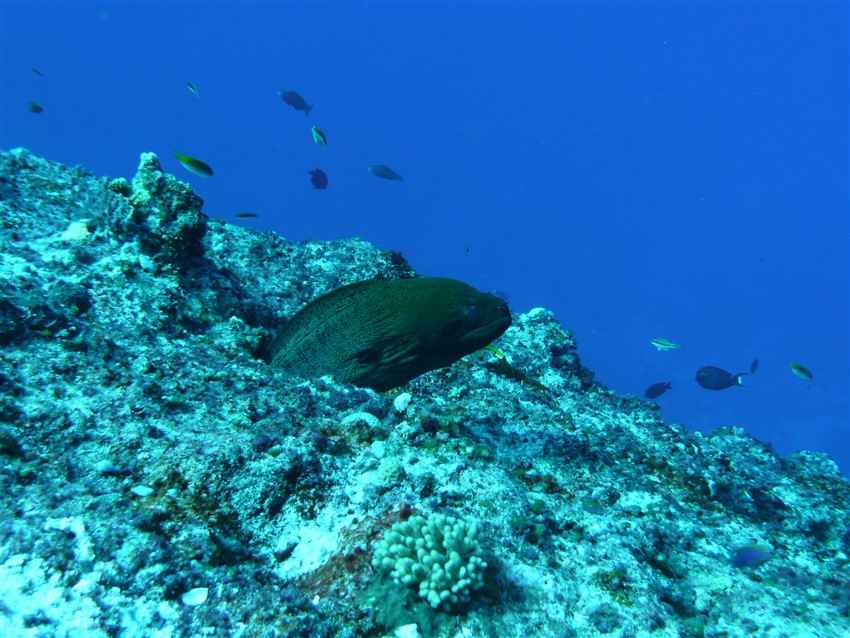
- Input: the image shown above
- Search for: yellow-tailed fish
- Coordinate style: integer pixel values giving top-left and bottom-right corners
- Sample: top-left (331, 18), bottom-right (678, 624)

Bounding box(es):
top-left (311, 125), bottom-right (327, 146)
top-left (651, 337), bottom-right (681, 351)
top-left (175, 152), bottom-right (213, 177)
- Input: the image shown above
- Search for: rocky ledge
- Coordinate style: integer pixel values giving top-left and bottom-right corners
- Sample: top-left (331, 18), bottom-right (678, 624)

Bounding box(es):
top-left (0, 148), bottom-right (848, 637)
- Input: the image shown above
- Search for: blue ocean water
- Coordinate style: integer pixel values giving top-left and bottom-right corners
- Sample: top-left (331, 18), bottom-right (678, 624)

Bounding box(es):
top-left (3, 3), bottom-right (848, 473)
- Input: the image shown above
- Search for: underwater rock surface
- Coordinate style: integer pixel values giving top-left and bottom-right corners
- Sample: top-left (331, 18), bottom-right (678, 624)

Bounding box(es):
top-left (0, 147), bottom-right (848, 637)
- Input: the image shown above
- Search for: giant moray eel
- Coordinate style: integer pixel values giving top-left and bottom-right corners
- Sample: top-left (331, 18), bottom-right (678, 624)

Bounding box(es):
top-left (269, 277), bottom-right (512, 391)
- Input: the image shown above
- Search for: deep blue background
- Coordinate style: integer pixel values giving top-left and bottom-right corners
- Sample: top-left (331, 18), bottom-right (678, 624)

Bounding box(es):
top-left (3, 2), bottom-right (848, 473)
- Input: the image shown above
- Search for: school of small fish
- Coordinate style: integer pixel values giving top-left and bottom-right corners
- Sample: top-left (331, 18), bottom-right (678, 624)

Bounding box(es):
top-left (644, 342), bottom-right (813, 401)
top-left (22, 65), bottom-right (817, 403)
top-left (26, 73), bottom-right (403, 219)
top-left (165, 85), bottom-right (403, 217)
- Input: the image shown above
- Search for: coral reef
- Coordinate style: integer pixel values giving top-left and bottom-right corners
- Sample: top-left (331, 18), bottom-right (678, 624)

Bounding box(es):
top-left (372, 513), bottom-right (486, 610)
top-left (0, 148), bottom-right (848, 637)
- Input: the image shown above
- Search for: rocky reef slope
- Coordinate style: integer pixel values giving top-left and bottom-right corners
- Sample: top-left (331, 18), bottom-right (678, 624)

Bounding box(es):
top-left (0, 148), bottom-right (848, 637)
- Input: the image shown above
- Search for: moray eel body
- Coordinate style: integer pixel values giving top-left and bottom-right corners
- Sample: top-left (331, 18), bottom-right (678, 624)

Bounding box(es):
top-left (270, 277), bottom-right (512, 391)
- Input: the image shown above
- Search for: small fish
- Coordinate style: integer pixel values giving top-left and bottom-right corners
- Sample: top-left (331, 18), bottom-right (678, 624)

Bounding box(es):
top-left (311, 126), bottom-right (327, 146)
top-left (731, 544), bottom-right (773, 568)
top-left (644, 381), bottom-right (672, 399)
top-left (309, 168), bottom-right (328, 190)
top-left (187, 82), bottom-right (200, 98)
top-left (278, 90), bottom-right (312, 116)
top-left (789, 362), bottom-right (813, 381)
top-left (750, 358), bottom-right (759, 374)
top-left (235, 212), bottom-right (258, 219)
top-left (174, 151), bottom-right (214, 177)
top-left (650, 337), bottom-right (680, 351)
top-left (32, 67), bottom-right (45, 77)
top-left (581, 497), bottom-right (607, 515)
top-left (484, 344), bottom-right (508, 360)
top-left (696, 365), bottom-right (745, 390)
top-left (369, 164), bottom-right (403, 181)
top-left (28, 101), bottom-right (44, 114)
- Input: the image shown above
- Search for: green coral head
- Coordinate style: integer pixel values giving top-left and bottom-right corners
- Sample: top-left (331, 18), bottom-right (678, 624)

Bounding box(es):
top-left (372, 513), bottom-right (487, 611)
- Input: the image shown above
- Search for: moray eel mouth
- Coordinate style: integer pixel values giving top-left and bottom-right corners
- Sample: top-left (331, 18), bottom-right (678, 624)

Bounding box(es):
top-left (456, 300), bottom-right (512, 348)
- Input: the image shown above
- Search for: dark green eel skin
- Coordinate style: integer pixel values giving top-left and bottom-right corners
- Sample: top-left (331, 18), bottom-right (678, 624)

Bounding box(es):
top-left (269, 277), bottom-right (512, 391)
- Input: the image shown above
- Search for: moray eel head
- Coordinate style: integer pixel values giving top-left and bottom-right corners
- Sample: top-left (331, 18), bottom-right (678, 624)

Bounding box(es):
top-left (270, 277), bottom-right (512, 391)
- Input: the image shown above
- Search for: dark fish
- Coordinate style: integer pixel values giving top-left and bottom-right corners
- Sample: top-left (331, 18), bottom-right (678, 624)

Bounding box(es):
top-left (696, 366), bottom-right (745, 390)
top-left (187, 81), bottom-right (200, 98)
top-left (270, 277), bottom-right (512, 392)
top-left (644, 381), bottom-right (672, 399)
top-left (175, 151), bottom-right (213, 177)
top-left (731, 544), bottom-right (773, 568)
top-left (32, 67), bottom-right (45, 77)
top-left (309, 168), bottom-right (328, 189)
top-left (369, 164), bottom-right (403, 181)
top-left (750, 358), bottom-right (759, 374)
top-left (278, 90), bottom-right (312, 116)
top-left (28, 101), bottom-right (44, 114)
top-left (235, 212), bottom-right (258, 218)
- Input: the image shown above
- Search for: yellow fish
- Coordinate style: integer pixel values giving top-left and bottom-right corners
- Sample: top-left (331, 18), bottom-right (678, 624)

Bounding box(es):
top-left (175, 152), bottom-right (213, 177)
